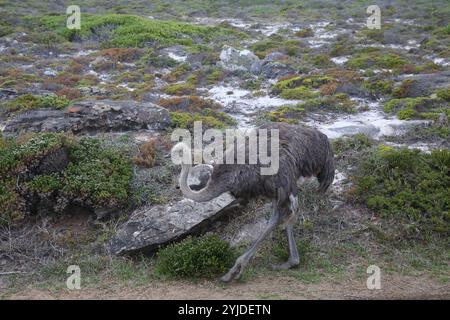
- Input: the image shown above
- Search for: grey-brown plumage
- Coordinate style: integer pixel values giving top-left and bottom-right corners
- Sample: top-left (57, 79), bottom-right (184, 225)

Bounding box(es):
top-left (177, 122), bottom-right (335, 282)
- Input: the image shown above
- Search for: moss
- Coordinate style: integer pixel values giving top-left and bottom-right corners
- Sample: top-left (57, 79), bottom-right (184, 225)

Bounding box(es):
top-left (2, 94), bottom-right (70, 114)
top-left (163, 82), bottom-right (196, 96)
top-left (38, 14), bottom-right (243, 48)
top-left (351, 147), bottom-right (450, 236)
top-left (155, 235), bottom-right (235, 279)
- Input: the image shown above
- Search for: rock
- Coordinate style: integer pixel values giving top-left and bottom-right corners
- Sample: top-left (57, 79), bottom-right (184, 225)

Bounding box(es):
top-left (3, 99), bottom-right (171, 135)
top-left (393, 72), bottom-right (450, 98)
top-left (108, 193), bottom-right (236, 255)
top-left (263, 51), bottom-right (287, 63)
top-left (257, 51), bottom-right (294, 79)
top-left (160, 45), bottom-right (188, 63)
top-left (335, 82), bottom-right (367, 98)
top-left (0, 88), bottom-right (18, 100)
top-left (261, 61), bottom-right (295, 79)
top-left (219, 45), bottom-right (261, 74)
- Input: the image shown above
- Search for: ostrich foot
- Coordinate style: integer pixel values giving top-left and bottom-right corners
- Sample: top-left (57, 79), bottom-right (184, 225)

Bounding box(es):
top-left (220, 257), bottom-right (248, 283)
top-left (271, 259), bottom-right (299, 271)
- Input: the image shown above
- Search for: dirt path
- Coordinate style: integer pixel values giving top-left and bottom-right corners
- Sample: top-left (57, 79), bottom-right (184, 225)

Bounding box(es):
top-left (7, 274), bottom-right (449, 300)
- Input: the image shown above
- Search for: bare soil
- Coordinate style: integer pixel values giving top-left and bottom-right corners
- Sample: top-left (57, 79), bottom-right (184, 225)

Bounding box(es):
top-left (6, 274), bottom-right (449, 300)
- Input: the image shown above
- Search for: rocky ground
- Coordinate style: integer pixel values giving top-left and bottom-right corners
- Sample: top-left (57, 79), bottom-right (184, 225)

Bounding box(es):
top-left (0, 0), bottom-right (449, 299)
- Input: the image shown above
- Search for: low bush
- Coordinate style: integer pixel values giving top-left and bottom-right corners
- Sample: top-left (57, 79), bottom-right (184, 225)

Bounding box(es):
top-left (0, 134), bottom-right (132, 223)
top-left (155, 235), bottom-right (235, 279)
top-left (3, 94), bottom-right (70, 114)
top-left (350, 147), bottom-right (450, 235)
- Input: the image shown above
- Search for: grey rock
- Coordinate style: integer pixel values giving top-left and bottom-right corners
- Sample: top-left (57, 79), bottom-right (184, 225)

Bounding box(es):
top-left (219, 45), bottom-right (261, 74)
top-left (263, 51), bottom-right (287, 63)
top-left (108, 193), bottom-right (236, 255)
top-left (261, 61), bottom-right (295, 79)
top-left (3, 99), bottom-right (171, 135)
top-left (394, 71), bottom-right (450, 98)
top-left (0, 88), bottom-right (18, 100)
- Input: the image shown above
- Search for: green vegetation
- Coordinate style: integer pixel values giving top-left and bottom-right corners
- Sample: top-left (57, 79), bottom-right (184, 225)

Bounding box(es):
top-left (0, 133), bottom-right (132, 223)
top-left (384, 97), bottom-right (449, 120)
top-left (363, 79), bottom-right (394, 97)
top-left (2, 94), bottom-right (70, 114)
top-left (435, 88), bottom-right (450, 101)
top-left (37, 14), bottom-right (242, 48)
top-left (333, 133), bottom-right (373, 157)
top-left (392, 79), bottom-right (418, 98)
top-left (170, 109), bottom-right (237, 129)
top-left (163, 82), bottom-right (196, 96)
top-left (155, 235), bottom-right (235, 279)
top-left (347, 50), bottom-right (407, 70)
top-left (351, 146), bottom-right (450, 236)
top-left (280, 86), bottom-right (319, 100)
top-left (265, 94), bottom-right (356, 123)
top-left (272, 75), bottom-right (334, 99)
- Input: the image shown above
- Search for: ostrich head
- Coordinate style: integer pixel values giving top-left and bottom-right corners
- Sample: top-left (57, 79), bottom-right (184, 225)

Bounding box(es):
top-left (172, 142), bottom-right (229, 202)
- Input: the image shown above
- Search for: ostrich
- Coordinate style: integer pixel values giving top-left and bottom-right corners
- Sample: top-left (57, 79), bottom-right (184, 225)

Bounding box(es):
top-left (175, 122), bottom-right (335, 282)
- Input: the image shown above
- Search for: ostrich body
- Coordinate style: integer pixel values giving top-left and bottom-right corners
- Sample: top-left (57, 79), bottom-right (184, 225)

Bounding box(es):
top-left (177, 123), bottom-right (335, 282)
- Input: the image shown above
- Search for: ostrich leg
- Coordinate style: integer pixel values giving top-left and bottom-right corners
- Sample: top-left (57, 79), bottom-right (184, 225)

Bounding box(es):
top-left (271, 224), bottom-right (300, 270)
top-left (220, 200), bottom-right (280, 283)
top-left (272, 194), bottom-right (300, 270)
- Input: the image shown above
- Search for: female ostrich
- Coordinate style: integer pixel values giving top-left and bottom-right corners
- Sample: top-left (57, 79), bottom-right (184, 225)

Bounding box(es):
top-left (176, 123), bottom-right (335, 282)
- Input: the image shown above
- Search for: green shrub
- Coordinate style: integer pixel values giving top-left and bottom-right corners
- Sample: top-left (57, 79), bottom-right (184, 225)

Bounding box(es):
top-left (0, 134), bottom-right (132, 223)
top-left (363, 79), bottom-right (394, 96)
top-left (155, 235), bottom-right (235, 279)
top-left (384, 97), bottom-right (449, 120)
top-left (435, 88), bottom-right (450, 101)
top-left (3, 94), bottom-right (70, 114)
top-left (164, 82), bottom-right (196, 96)
top-left (38, 14), bottom-right (243, 48)
top-left (280, 86), bottom-right (319, 100)
top-left (170, 109), bottom-right (236, 129)
top-left (332, 133), bottom-right (373, 156)
top-left (347, 51), bottom-right (407, 70)
top-left (351, 147), bottom-right (450, 235)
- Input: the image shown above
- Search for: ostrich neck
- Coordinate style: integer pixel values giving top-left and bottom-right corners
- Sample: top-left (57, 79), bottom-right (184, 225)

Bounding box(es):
top-left (179, 164), bottom-right (227, 202)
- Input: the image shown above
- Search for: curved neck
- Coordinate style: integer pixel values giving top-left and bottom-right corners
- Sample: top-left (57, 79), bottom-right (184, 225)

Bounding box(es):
top-left (179, 164), bottom-right (226, 202)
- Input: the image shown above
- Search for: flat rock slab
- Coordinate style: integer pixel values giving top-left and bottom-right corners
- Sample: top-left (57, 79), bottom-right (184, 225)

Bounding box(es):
top-left (108, 193), bottom-right (236, 256)
top-left (3, 99), bottom-right (171, 135)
